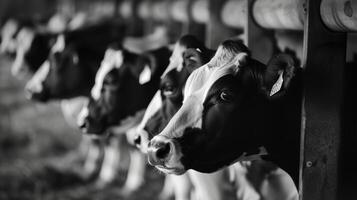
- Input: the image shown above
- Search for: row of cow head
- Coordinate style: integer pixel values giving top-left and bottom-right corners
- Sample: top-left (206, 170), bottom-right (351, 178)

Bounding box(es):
top-left (73, 33), bottom-right (301, 186)
top-left (2, 18), bottom-right (302, 187)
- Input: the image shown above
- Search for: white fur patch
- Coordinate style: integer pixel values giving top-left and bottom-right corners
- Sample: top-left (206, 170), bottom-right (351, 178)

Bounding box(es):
top-left (77, 106), bottom-right (89, 127)
top-left (0, 19), bottom-right (18, 53)
top-left (270, 71), bottom-right (284, 96)
top-left (16, 28), bottom-right (35, 52)
top-left (161, 42), bottom-right (185, 78)
top-left (11, 28), bottom-right (35, 76)
top-left (25, 61), bottom-right (50, 95)
top-left (139, 64), bottom-right (151, 85)
top-left (184, 52), bottom-right (248, 104)
top-left (91, 49), bottom-right (123, 100)
top-left (99, 139), bottom-right (120, 183)
top-left (60, 97), bottom-right (88, 128)
top-left (51, 34), bottom-right (65, 53)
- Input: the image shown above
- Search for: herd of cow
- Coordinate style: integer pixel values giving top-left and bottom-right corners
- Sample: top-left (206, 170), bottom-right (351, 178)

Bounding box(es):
top-left (0, 13), bottom-right (302, 200)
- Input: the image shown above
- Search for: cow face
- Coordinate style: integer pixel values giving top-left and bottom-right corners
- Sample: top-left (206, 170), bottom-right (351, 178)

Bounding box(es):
top-left (0, 19), bottom-right (19, 56)
top-left (78, 47), bottom-right (171, 135)
top-left (135, 48), bottom-right (214, 153)
top-left (147, 40), bottom-right (300, 176)
top-left (12, 28), bottom-right (54, 77)
top-left (25, 44), bottom-right (97, 102)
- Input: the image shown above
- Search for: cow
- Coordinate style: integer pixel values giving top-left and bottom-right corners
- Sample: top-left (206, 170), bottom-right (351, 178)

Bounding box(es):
top-left (23, 22), bottom-right (125, 184)
top-left (147, 39), bottom-right (302, 197)
top-left (75, 43), bottom-right (172, 190)
top-left (136, 41), bottom-right (299, 199)
top-left (12, 20), bottom-right (123, 77)
top-left (0, 17), bottom-right (48, 58)
top-left (123, 35), bottom-right (232, 200)
top-left (24, 21), bottom-right (125, 101)
top-left (77, 46), bottom-right (171, 134)
top-left (132, 48), bottom-right (214, 154)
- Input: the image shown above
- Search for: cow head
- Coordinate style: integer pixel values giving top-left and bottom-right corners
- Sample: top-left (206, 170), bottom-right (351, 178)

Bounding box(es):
top-left (24, 36), bottom-right (103, 102)
top-left (77, 46), bottom-right (171, 135)
top-left (147, 40), bottom-right (301, 180)
top-left (134, 47), bottom-right (215, 153)
top-left (0, 19), bottom-right (19, 56)
top-left (11, 27), bottom-right (54, 77)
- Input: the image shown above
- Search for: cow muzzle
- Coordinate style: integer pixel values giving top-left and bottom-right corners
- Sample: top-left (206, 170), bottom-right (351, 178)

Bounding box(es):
top-left (148, 136), bottom-right (173, 165)
top-left (147, 136), bottom-right (185, 174)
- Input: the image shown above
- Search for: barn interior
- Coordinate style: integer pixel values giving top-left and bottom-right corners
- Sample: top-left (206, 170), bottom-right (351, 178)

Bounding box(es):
top-left (0, 0), bottom-right (356, 200)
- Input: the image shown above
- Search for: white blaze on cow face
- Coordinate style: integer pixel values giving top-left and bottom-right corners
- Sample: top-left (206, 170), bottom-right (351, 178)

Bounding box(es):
top-left (91, 49), bottom-right (124, 100)
top-left (51, 34), bottom-right (65, 53)
top-left (24, 60), bottom-right (50, 98)
top-left (161, 42), bottom-right (186, 78)
top-left (0, 19), bottom-right (18, 53)
top-left (11, 28), bottom-right (35, 76)
top-left (139, 64), bottom-right (151, 85)
top-left (77, 104), bottom-right (89, 129)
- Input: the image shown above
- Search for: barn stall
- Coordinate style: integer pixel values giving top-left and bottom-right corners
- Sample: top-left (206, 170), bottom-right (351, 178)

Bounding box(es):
top-left (0, 0), bottom-right (356, 200)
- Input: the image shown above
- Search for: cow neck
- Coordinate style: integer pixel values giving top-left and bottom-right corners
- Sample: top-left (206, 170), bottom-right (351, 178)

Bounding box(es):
top-left (254, 68), bottom-right (302, 186)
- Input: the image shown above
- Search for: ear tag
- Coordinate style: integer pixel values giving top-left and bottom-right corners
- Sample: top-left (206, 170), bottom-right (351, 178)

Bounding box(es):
top-left (196, 48), bottom-right (202, 53)
top-left (270, 71), bottom-right (284, 96)
top-left (139, 64), bottom-right (151, 85)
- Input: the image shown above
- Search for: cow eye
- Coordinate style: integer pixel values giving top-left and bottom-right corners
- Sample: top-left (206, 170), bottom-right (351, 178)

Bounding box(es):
top-left (219, 91), bottom-right (233, 102)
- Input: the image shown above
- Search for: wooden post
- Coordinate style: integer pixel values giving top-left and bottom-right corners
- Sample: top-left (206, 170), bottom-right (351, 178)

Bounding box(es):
top-left (245, 0), bottom-right (276, 64)
top-left (186, 0), bottom-right (206, 39)
top-left (300, 0), bottom-right (347, 200)
top-left (206, 0), bottom-right (241, 49)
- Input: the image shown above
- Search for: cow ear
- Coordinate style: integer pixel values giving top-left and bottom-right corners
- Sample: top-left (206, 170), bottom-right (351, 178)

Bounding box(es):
top-left (263, 54), bottom-right (296, 98)
top-left (139, 64), bottom-right (151, 85)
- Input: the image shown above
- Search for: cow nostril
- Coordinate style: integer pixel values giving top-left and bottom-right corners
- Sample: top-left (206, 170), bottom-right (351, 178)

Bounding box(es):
top-left (134, 135), bottom-right (141, 145)
top-left (156, 142), bottom-right (171, 160)
top-left (78, 118), bottom-right (89, 129)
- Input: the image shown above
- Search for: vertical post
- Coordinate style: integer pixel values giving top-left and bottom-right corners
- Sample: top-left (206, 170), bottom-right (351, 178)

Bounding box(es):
top-left (186, 0), bottom-right (206, 39)
top-left (206, 0), bottom-right (241, 49)
top-left (300, 0), bottom-right (346, 200)
top-left (245, 0), bottom-right (276, 64)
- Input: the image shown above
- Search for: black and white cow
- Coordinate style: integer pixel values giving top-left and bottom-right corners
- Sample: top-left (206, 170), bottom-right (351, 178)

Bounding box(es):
top-left (12, 20), bottom-right (123, 77)
top-left (147, 39), bottom-right (302, 191)
top-left (24, 22), bottom-right (125, 101)
top-left (23, 22), bottom-right (125, 183)
top-left (133, 47), bottom-right (214, 153)
top-left (77, 46), bottom-right (171, 134)
top-left (125, 35), bottom-right (232, 200)
top-left (74, 43), bottom-right (172, 190)
top-left (136, 40), bottom-right (299, 199)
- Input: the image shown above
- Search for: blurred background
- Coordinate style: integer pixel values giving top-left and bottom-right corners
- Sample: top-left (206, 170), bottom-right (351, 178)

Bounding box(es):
top-left (0, 0), bottom-right (166, 200)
